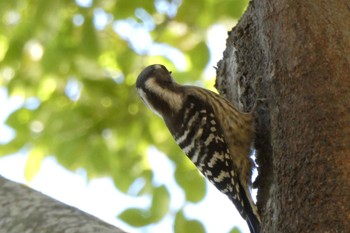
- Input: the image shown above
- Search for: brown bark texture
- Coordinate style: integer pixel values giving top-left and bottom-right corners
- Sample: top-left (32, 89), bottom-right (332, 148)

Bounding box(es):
top-left (216, 0), bottom-right (350, 232)
top-left (0, 176), bottom-right (127, 233)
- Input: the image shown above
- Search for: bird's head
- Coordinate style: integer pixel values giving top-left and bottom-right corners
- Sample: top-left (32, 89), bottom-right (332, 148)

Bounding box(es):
top-left (136, 64), bottom-right (184, 117)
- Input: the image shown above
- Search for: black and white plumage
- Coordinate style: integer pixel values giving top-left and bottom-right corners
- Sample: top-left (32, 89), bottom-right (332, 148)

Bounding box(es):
top-left (136, 64), bottom-right (260, 233)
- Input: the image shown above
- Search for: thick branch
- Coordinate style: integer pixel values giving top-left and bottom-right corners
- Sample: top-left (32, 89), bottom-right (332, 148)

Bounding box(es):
top-left (0, 176), bottom-right (127, 233)
top-left (216, 0), bottom-right (350, 232)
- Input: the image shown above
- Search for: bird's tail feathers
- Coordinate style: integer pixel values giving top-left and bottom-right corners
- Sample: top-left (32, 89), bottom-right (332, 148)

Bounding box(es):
top-left (239, 183), bottom-right (261, 233)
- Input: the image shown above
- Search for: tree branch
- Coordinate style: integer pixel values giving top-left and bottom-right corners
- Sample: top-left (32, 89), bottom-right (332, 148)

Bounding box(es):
top-left (0, 176), bottom-right (127, 233)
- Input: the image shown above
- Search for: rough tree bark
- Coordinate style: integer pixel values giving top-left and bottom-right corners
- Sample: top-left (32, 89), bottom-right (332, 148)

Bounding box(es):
top-left (216, 0), bottom-right (350, 233)
top-left (0, 176), bottom-right (127, 233)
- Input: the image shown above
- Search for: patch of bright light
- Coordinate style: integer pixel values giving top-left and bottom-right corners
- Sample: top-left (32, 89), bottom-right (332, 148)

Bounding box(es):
top-left (251, 150), bottom-right (258, 203)
top-left (131, 29), bottom-right (153, 54)
top-left (108, 71), bottom-right (124, 84)
top-left (204, 24), bottom-right (228, 79)
top-left (113, 19), bottom-right (153, 54)
top-left (147, 147), bottom-right (175, 186)
top-left (128, 177), bottom-right (146, 196)
top-left (94, 8), bottom-right (112, 30)
top-left (24, 97), bottom-right (41, 110)
top-left (149, 43), bottom-right (187, 71)
top-left (113, 75), bottom-right (124, 84)
top-left (30, 120), bottom-right (44, 133)
top-left (155, 0), bottom-right (181, 18)
top-left (25, 40), bottom-right (44, 61)
top-left (134, 8), bottom-right (154, 30)
top-left (65, 78), bottom-right (82, 102)
top-left (75, 0), bottom-right (92, 8)
top-left (0, 125), bottom-right (15, 144)
top-left (101, 128), bottom-right (112, 139)
top-left (73, 14), bottom-right (84, 26)
top-left (4, 11), bottom-right (20, 25)
top-left (1, 67), bottom-right (15, 82)
top-left (113, 20), bottom-right (132, 39)
top-left (0, 153), bottom-right (27, 182)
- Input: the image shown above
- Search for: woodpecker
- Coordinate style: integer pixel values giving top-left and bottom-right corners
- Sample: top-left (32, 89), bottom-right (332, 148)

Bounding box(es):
top-left (136, 64), bottom-right (260, 233)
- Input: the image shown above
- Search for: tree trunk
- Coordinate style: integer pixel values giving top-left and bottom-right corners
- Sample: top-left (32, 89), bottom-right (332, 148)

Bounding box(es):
top-left (216, 0), bottom-right (350, 232)
top-left (0, 176), bottom-right (127, 233)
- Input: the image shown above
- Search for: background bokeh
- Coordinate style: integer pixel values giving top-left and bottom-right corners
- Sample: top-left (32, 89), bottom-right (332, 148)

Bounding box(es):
top-left (0, 0), bottom-right (253, 232)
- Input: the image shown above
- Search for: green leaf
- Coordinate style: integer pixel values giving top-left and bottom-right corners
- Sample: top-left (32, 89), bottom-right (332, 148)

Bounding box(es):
top-left (24, 147), bottom-right (45, 182)
top-left (228, 226), bottom-right (243, 233)
top-left (118, 185), bottom-right (170, 227)
top-left (136, 169), bottom-right (154, 196)
top-left (221, 0), bottom-right (249, 19)
top-left (118, 208), bottom-right (152, 227)
top-left (188, 41), bottom-right (210, 71)
top-left (0, 35), bottom-right (9, 62)
top-left (176, 1), bottom-right (206, 27)
top-left (150, 185), bottom-right (170, 222)
top-left (174, 210), bottom-right (206, 233)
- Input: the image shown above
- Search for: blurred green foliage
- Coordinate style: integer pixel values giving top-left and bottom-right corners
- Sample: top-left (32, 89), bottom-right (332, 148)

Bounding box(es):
top-left (0, 0), bottom-right (247, 232)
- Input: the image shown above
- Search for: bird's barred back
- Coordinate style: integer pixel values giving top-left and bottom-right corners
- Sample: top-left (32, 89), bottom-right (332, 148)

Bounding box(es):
top-left (187, 86), bottom-right (255, 188)
top-left (172, 96), bottom-right (246, 216)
